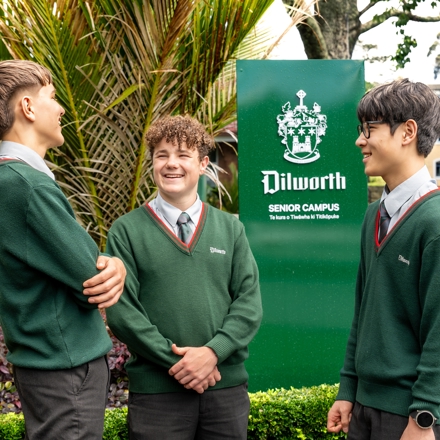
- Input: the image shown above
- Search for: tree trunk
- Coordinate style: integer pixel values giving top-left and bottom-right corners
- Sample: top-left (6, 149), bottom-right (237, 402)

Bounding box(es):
top-left (286, 0), bottom-right (361, 59)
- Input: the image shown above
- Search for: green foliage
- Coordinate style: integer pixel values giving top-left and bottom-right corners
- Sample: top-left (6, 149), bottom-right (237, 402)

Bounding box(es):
top-left (248, 385), bottom-right (346, 440)
top-left (0, 412), bottom-right (25, 440)
top-left (365, 81), bottom-right (379, 92)
top-left (0, 0), bottom-right (278, 250)
top-left (0, 385), bottom-right (346, 440)
top-left (207, 163), bottom-right (239, 214)
top-left (392, 33), bottom-right (418, 68)
top-left (367, 176), bottom-right (386, 187)
top-left (102, 408), bottom-right (128, 440)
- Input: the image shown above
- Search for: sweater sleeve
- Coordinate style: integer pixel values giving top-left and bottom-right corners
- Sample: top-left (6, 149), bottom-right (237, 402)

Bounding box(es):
top-left (336, 262), bottom-right (362, 402)
top-left (204, 223), bottom-right (262, 364)
top-left (409, 235), bottom-right (440, 419)
top-left (336, 217), bottom-right (368, 403)
top-left (25, 183), bottom-right (101, 308)
top-left (105, 229), bottom-right (180, 368)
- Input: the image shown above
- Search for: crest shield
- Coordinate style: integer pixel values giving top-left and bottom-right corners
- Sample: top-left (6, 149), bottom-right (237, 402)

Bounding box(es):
top-left (277, 90), bottom-right (327, 164)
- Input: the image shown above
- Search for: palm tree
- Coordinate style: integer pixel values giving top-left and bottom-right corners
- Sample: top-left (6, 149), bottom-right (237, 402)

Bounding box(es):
top-left (0, 0), bottom-right (312, 249)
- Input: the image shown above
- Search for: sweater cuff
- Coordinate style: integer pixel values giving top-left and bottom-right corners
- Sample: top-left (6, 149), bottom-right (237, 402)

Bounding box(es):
top-left (336, 377), bottom-right (357, 403)
top-left (409, 399), bottom-right (440, 420)
top-left (205, 334), bottom-right (236, 364)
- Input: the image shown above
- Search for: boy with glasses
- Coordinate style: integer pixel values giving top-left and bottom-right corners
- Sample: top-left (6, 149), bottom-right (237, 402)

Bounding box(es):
top-left (327, 79), bottom-right (440, 439)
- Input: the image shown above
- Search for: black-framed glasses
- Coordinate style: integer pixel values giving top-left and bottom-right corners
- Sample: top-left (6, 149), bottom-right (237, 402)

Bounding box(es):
top-left (357, 121), bottom-right (386, 139)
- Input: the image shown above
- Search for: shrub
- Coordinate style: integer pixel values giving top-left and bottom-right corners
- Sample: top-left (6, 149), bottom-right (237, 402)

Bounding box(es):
top-left (102, 408), bottom-right (128, 440)
top-left (106, 326), bottom-right (130, 408)
top-left (0, 327), bottom-right (20, 415)
top-left (248, 384), bottom-right (346, 440)
top-left (0, 412), bottom-right (25, 440)
top-left (0, 385), bottom-right (347, 440)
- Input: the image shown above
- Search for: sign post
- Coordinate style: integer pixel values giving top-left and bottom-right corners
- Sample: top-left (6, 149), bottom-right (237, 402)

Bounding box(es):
top-left (237, 60), bottom-right (367, 391)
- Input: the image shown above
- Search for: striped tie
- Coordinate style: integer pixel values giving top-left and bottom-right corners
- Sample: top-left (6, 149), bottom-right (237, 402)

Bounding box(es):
top-left (378, 201), bottom-right (391, 243)
top-left (177, 212), bottom-right (192, 244)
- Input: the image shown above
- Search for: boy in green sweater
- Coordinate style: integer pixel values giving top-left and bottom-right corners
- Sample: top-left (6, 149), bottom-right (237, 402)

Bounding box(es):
top-left (327, 80), bottom-right (440, 440)
top-left (0, 60), bottom-right (126, 439)
top-left (106, 115), bottom-right (262, 439)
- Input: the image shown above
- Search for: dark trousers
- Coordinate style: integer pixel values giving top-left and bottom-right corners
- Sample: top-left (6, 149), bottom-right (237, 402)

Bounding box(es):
top-left (13, 355), bottom-right (110, 440)
top-left (348, 402), bottom-right (440, 440)
top-left (128, 383), bottom-right (250, 440)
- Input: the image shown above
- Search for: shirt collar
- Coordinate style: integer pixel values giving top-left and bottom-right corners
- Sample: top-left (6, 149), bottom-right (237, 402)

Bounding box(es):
top-left (381, 166), bottom-right (435, 217)
top-left (155, 193), bottom-right (202, 227)
top-left (0, 141), bottom-right (55, 180)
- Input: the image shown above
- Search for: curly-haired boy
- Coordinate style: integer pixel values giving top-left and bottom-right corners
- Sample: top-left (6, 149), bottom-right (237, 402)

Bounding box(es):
top-left (106, 115), bottom-right (262, 439)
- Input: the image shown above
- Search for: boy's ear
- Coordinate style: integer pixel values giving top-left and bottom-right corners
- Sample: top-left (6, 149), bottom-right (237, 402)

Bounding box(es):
top-left (402, 119), bottom-right (417, 145)
top-left (20, 96), bottom-right (36, 122)
top-left (199, 155), bottom-right (209, 174)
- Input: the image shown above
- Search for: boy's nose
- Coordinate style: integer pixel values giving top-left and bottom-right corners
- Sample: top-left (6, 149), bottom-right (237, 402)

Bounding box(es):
top-left (165, 156), bottom-right (178, 167)
top-left (355, 134), bottom-right (366, 148)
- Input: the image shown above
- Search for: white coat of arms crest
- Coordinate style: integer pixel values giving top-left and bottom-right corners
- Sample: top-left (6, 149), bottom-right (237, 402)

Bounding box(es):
top-left (276, 90), bottom-right (327, 164)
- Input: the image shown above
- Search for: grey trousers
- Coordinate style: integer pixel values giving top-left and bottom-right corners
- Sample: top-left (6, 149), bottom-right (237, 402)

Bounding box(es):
top-left (348, 402), bottom-right (440, 440)
top-left (128, 383), bottom-right (250, 440)
top-left (13, 355), bottom-right (110, 440)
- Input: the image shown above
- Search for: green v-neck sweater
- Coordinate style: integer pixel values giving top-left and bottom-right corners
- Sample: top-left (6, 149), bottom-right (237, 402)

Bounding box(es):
top-left (337, 190), bottom-right (440, 419)
top-left (0, 160), bottom-right (111, 369)
top-left (106, 203), bottom-right (262, 394)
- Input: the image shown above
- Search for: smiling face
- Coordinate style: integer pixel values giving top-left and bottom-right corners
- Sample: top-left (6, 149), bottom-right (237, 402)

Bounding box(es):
top-left (30, 84), bottom-right (65, 150)
top-left (153, 138), bottom-right (209, 209)
top-left (355, 120), bottom-right (413, 190)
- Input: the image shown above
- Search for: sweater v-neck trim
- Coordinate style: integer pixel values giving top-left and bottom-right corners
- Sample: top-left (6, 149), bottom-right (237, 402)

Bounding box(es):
top-left (375, 188), bottom-right (440, 252)
top-left (0, 158), bottom-right (25, 164)
top-left (142, 202), bottom-right (208, 254)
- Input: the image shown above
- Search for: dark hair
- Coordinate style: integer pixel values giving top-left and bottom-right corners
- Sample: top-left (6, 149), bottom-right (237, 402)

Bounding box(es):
top-left (357, 79), bottom-right (440, 157)
top-left (0, 60), bottom-right (53, 139)
top-left (146, 115), bottom-right (215, 159)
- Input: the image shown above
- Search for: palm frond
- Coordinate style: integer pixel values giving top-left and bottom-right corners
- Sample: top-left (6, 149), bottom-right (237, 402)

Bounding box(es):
top-left (0, 0), bottom-right (313, 249)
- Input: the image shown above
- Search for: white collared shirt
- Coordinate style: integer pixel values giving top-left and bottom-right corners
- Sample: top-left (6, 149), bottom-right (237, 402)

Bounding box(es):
top-left (0, 141), bottom-right (55, 180)
top-left (148, 193), bottom-right (202, 239)
top-left (380, 166), bottom-right (437, 233)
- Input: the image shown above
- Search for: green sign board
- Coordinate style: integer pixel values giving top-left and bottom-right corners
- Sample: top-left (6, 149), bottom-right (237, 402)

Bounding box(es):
top-left (237, 60), bottom-right (367, 391)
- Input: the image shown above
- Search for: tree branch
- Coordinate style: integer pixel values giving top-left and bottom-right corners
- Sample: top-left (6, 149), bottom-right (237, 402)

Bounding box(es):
top-left (359, 9), bottom-right (440, 35)
top-left (358, 0), bottom-right (381, 18)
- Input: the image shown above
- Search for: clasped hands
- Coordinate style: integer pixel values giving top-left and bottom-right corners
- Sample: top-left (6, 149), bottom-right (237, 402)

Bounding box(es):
top-left (168, 344), bottom-right (220, 394)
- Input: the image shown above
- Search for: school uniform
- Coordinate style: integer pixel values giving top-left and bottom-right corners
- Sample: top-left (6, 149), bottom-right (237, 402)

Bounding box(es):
top-left (106, 194), bottom-right (262, 439)
top-left (0, 141), bottom-right (111, 440)
top-left (337, 167), bottom-right (440, 439)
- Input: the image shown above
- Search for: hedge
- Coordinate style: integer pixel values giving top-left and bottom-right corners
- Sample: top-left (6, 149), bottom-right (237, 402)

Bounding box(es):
top-left (0, 384), bottom-right (346, 440)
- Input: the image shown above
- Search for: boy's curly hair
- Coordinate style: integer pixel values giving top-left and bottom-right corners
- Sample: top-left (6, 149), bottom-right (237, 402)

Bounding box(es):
top-left (146, 115), bottom-right (215, 159)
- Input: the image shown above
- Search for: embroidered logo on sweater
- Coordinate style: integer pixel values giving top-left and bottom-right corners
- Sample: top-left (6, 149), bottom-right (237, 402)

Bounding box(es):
top-left (398, 255), bottom-right (410, 266)
top-left (210, 247), bottom-right (226, 255)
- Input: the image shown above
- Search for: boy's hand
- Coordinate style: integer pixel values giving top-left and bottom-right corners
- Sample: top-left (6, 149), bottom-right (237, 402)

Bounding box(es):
top-left (188, 367), bottom-right (221, 394)
top-left (83, 256), bottom-right (126, 308)
top-left (169, 344), bottom-right (218, 391)
top-left (400, 417), bottom-right (435, 440)
top-left (327, 400), bottom-right (353, 433)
